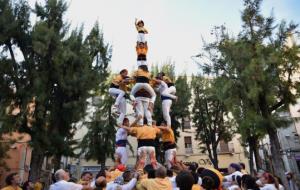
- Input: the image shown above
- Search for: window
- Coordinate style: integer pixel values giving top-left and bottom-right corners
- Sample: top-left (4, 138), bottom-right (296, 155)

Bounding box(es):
top-left (218, 140), bottom-right (230, 153)
top-left (184, 136), bottom-right (193, 154)
top-left (183, 117), bottom-right (191, 129)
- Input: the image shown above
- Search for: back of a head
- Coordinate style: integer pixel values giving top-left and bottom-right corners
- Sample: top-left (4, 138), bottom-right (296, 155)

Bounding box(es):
top-left (200, 169), bottom-right (220, 190)
top-left (148, 169), bottom-right (156, 179)
top-left (54, 169), bottom-right (65, 182)
top-left (122, 170), bottom-right (132, 182)
top-left (241, 175), bottom-right (259, 190)
top-left (144, 164), bottom-right (154, 174)
top-left (155, 166), bottom-right (167, 178)
top-left (176, 171), bottom-right (195, 190)
top-left (138, 65), bottom-right (149, 72)
top-left (5, 173), bottom-right (18, 186)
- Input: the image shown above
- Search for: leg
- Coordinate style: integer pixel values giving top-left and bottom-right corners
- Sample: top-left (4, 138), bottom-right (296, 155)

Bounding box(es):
top-left (148, 146), bottom-right (157, 169)
top-left (120, 147), bottom-right (128, 165)
top-left (135, 100), bottom-right (144, 125)
top-left (117, 97), bottom-right (126, 125)
top-left (143, 100), bottom-right (152, 126)
top-left (137, 147), bottom-right (146, 168)
top-left (165, 149), bottom-right (176, 169)
top-left (130, 83), bottom-right (144, 101)
top-left (109, 88), bottom-right (125, 106)
top-left (142, 84), bottom-right (156, 104)
top-left (162, 100), bottom-right (172, 126)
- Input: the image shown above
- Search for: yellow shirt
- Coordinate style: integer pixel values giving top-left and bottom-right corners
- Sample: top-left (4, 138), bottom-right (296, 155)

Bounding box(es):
top-left (163, 76), bottom-right (173, 84)
top-left (207, 168), bottom-right (224, 190)
top-left (161, 128), bottom-right (175, 143)
top-left (111, 74), bottom-right (123, 86)
top-left (139, 178), bottom-right (172, 190)
top-left (133, 69), bottom-right (151, 80)
top-left (135, 25), bottom-right (148, 33)
top-left (136, 46), bottom-right (148, 55)
top-left (192, 184), bottom-right (203, 190)
top-left (34, 182), bottom-right (43, 190)
top-left (129, 126), bottom-right (160, 140)
top-left (1, 186), bottom-right (22, 190)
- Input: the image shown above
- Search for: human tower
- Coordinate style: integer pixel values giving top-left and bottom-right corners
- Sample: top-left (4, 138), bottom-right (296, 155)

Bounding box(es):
top-left (108, 19), bottom-right (178, 170)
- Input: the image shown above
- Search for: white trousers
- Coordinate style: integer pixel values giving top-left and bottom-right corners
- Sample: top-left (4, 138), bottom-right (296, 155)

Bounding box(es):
top-left (137, 60), bottom-right (147, 66)
top-left (165, 148), bottom-right (177, 169)
top-left (161, 86), bottom-right (177, 100)
top-left (137, 33), bottom-right (147, 43)
top-left (131, 83), bottom-right (156, 103)
top-left (117, 97), bottom-right (126, 125)
top-left (115, 147), bottom-right (128, 165)
top-left (135, 98), bottom-right (152, 126)
top-left (108, 88), bottom-right (125, 106)
top-left (162, 99), bottom-right (172, 126)
top-left (138, 146), bottom-right (156, 166)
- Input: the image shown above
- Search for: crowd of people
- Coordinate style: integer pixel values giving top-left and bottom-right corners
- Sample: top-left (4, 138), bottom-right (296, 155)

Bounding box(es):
top-left (2, 162), bottom-right (299, 190)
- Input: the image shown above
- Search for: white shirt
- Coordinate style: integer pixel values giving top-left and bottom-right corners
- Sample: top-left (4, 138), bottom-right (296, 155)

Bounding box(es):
top-left (158, 81), bottom-right (169, 94)
top-left (106, 178), bottom-right (137, 190)
top-left (49, 180), bottom-right (83, 190)
top-left (116, 128), bottom-right (128, 142)
top-left (169, 176), bottom-right (177, 190)
top-left (224, 171), bottom-right (243, 182)
top-left (260, 184), bottom-right (278, 190)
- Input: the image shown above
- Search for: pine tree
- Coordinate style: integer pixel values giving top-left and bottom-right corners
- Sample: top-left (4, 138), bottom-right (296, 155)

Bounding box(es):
top-left (191, 76), bottom-right (234, 169)
top-left (200, 0), bottom-right (300, 183)
top-left (0, 0), bottom-right (111, 181)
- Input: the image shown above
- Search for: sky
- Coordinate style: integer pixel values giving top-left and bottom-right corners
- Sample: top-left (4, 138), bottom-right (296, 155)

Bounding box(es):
top-left (28, 0), bottom-right (300, 75)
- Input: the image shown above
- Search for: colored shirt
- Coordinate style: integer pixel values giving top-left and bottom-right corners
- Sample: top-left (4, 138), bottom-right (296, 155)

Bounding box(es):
top-left (49, 180), bottom-right (83, 190)
top-left (133, 69), bottom-right (151, 80)
top-left (1, 186), bottom-right (22, 190)
top-left (192, 184), bottom-right (203, 190)
top-left (161, 127), bottom-right (175, 143)
top-left (136, 46), bottom-right (148, 56)
top-left (34, 182), bottom-right (43, 190)
top-left (129, 126), bottom-right (160, 140)
top-left (163, 76), bottom-right (173, 84)
top-left (111, 74), bottom-right (124, 86)
top-left (139, 178), bottom-right (172, 190)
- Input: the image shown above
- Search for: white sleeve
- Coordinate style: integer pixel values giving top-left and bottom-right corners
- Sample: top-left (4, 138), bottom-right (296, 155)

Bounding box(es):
top-left (68, 182), bottom-right (83, 190)
top-left (122, 178), bottom-right (137, 190)
top-left (224, 174), bottom-right (232, 182)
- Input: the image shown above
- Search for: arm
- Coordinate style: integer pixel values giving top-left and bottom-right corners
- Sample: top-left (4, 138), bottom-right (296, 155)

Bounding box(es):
top-left (122, 178), bottom-right (137, 190)
top-left (120, 125), bottom-right (131, 131)
top-left (156, 126), bottom-right (170, 131)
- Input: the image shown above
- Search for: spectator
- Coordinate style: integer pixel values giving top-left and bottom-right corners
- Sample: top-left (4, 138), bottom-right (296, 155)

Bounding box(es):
top-left (286, 172), bottom-right (298, 190)
top-left (200, 168), bottom-right (223, 190)
top-left (33, 178), bottom-right (43, 190)
top-left (260, 172), bottom-right (280, 190)
top-left (239, 163), bottom-right (248, 174)
top-left (106, 170), bottom-right (138, 190)
top-left (1, 173), bottom-right (22, 190)
top-left (22, 181), bottom-right (34, 190)
top-left (79, 172), bottom-right (93, 185)
top-left (240, 175), bottom-right (259, 190)
top-left (175, 171), bottom-right (195, 190)
top-left (49, 169), bottom-right (92, 190)
top-left (139, 166), bottom-right (172, 190)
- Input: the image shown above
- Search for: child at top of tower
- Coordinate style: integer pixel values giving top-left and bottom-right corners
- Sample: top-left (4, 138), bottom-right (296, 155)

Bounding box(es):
top-left (135, 18), bottom-right (148, 44)
top-left (136, 42), bottom-right (148, 66)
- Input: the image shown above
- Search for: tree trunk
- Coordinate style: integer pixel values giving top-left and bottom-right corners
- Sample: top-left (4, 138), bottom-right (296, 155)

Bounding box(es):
top-left (29, 150), bottom-right (44, 181)
top-left (248, 140), bottom-right (255, 175)
top-left (53, 154), bottom-right (62, 171)
top-left (268, 128), bottom-right (288, 189)
top-left (212, 146), bottom-right (219, 169)
top-left (253, 139), bottom-right (262, 170)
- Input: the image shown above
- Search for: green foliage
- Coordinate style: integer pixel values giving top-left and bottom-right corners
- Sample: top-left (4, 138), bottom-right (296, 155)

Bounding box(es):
top-left (198, 0), bottom-right (300, 177)
top-left (191, 76), bottom-right (235, 168)
top-left (0, 0), bottom-right (112, 174)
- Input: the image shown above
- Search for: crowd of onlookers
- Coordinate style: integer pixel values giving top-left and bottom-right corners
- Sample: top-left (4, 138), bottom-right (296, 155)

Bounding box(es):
top-left (1, 162), bottom-right (299, 190)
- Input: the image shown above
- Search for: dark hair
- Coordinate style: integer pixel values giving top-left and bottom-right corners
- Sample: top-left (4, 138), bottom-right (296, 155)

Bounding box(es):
top-left (197, 167), bottom-right (205, 176)
top-left (138, 20), bottom-right (144, 26)
top-left (191, 172), bottom-right (199, 184)
top-left (167, 169), bottom-right (173, 177)
top-left (239, 162), bottom-right (246, 170)
top-left (96, 169), bottom-right (106, 178)
top-left (138, 65), bottom-right (149, 72)
top-left (120, 69), bottom-right (128, 75)
top-left (144, 164), bottom-right (154, 174)
top-left (122, 171), bottom-right (132, 182)
top-left (229, 163), bottom-right (241, 172)
top-left (155, 167), bottom-right (167, 178)
top-left (5, 173), bottom-right (18, 185)
top-left (148, 169), bottom-right (156, 179)
top-left (200, 169), bottom-right (220, 190)
top-left (81, 171), bottom-right (92, 179)
top-left (123, 118), bottom-right (129, 125)
top-left (241, 175), bottom-right (259, 190)
top-left (176, 171), bottom-right (195, 190)
top-left (203, 175), bottom-right (219, 190)
top-left (188, 162), bottom-right (198, 172)
top-left (22, 181), bottom-right (32, 190)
